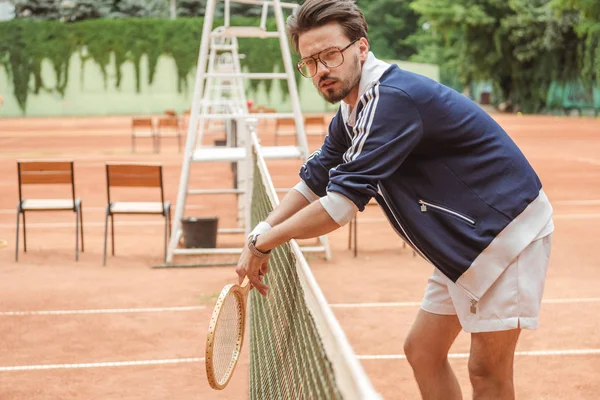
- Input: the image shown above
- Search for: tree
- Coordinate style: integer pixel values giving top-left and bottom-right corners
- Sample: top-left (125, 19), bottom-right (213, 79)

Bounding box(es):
top-left (358, 0), bottom-right (420, 61)
top-left (13, 0), bottom-right (61, 19)
top-left (12, 0), bottom-right (169, 21)
top-left (409, 0), bottom-right (581, 112)
top-left (553, 0), bottom-right (600, 84)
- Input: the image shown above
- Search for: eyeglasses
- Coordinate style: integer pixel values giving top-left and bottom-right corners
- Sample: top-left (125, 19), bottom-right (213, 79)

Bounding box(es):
top-left (296, 39), bottom-right (359, 78)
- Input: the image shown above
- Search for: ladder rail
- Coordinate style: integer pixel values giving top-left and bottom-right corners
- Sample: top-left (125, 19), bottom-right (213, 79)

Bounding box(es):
top-left (167, 0), bottom-right (218, 263)
top-left (273, 0), bottom-right (309, 159)
top-left (167, 0), bottom-right (329, 264)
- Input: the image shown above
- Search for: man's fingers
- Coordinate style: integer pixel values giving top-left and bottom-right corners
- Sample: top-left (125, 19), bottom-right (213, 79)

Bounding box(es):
top-left (236, 265), bottom-right (247, 285)
top-left (260, 260), bottom-right (269, 275)
top-left (248, 273), bottom-right (269, 296)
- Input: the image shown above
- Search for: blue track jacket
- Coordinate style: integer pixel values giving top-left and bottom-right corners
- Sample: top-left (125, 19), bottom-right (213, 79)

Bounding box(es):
top-left (298, 53), bottom-right (554, 303)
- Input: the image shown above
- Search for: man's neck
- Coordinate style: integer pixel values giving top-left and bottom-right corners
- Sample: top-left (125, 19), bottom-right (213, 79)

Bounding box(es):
top-left (342, 86), bottom-right (360, 108)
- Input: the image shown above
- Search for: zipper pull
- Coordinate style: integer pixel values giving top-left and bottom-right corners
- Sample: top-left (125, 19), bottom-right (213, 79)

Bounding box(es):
top-left (420, 201), bottom-right (427, 212)
top-left (470, 299), bottom-right (478, 314)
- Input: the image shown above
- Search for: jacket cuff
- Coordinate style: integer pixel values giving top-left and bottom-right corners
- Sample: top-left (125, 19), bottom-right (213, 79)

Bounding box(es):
top-left (319, 191), bottom-right (358, 226)
top-left (293, 180), bottom-right (320, 203)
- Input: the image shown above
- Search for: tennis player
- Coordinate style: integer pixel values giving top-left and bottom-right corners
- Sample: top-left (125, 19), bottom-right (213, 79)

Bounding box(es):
top-left (236, 1), bottom-right (554, 399)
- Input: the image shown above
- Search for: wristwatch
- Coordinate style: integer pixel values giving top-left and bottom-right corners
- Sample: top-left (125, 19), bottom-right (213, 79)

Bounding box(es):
top-left (247, 234), bottom-right (271, 258)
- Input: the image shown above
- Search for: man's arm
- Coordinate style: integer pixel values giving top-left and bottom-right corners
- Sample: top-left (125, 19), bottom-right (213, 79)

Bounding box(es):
top-left (263, 184), bottom-right (314, 227)
top-left (240, 86), bottom-right (424, 295)
top-left (256, 200), bottom-right (339, 252)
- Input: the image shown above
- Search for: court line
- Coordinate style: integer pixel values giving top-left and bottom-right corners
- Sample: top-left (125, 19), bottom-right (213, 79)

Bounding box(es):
top-left (358, 349), bottom-right (600, 360)
top-left (0, 358), bottom-right (204, 372)
top-left (0, 306), bottom-right (207, 316)
top-left (572, 157), bottom-right (600, 166)
top-left (553, 214), bottom-right (600, 219)
top-left (330, 297), bottom-right (600, 308)
top-left (553, 200), bottom-right (600, 206)
top-left (0, 204), bottom-right (214, 215)
top-left (1, 298), bottom-right (598, 316)
top-left (2, 349), bottom-right (599, 371)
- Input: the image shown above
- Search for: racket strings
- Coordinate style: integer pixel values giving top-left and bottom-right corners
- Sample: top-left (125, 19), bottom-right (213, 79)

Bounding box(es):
top-left (212, 292), bottom-right (244, 383)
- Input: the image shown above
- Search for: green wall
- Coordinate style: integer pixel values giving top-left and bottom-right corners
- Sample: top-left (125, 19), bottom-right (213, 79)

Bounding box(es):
top-left (0, 52), bottom-right (439, 117)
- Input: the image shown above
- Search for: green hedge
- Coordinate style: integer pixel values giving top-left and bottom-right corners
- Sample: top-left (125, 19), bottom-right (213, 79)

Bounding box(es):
top-left (0, 18), bottom-right (301, 112)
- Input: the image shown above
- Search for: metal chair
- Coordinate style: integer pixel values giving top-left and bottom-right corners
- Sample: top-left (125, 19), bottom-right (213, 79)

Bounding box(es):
top-left (103, 163), bottom-right (171, 265)
top-left (16, 160), bottom-right (84, 261)
top-left (156, 116), bottom-right (182, 153)
top-left (131, 117), bottom-right (156, 153)
top-left (304, 115), bottom-right (327, 140)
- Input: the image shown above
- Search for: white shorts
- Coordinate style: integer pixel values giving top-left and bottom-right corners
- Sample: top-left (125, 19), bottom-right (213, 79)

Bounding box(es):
top-left (421, 234), bottom-right (552, 333)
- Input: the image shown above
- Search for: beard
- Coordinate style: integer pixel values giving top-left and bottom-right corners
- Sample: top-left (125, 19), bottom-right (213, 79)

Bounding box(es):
top-left (315, 55), bottom-right (361, 104)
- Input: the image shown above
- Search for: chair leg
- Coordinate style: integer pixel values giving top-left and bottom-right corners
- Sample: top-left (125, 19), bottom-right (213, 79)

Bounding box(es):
top-left (348, 219), bottom-right (353, 250)
top-left (132, 135), bottom-right (135, 153)
top-left (103, 207), bottom-right (109, 266)
top-left (164, 213), bottom-right (168, 264)
top-left (177, 134), bottom-right (182, 153)
top-left (15, 209), bottom-right (20, 262)
top-left (353, 216), bottom-right (358, 258)
top-left (110, 214), bottom-right (115, 256)
top-left (22, 211), bottom-right (27, 253)
top-left (80, 203), bottom-right (84, 252)
top-left (75, 208), bottom-right (79, 262)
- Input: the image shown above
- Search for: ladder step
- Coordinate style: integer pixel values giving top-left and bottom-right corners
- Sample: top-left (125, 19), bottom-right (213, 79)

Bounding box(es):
top-left (173, 248), bottom-right (243, 256)
top-left (194, 147), bottom-right (246, 162)
top-left (194, 113), bottom-right (295, 120)
top-left (205, 73), bottom-right (288, 79)
top-left (188, 189), bottom-right (245, 195)
top-left (211, 44), bottom-right (236, 51)
top-left (212, 26), bottom-right (280, 39)
top-left (298, 245), bottom-right (329, 253)
top-left (172, 245), bottom-right (325, 256)
top-left (226, 0), bottom-right (299, 9)
top-left (218, 228), bottom-right (246, 234)
top-left (192, 146), bottom-right (303, 162)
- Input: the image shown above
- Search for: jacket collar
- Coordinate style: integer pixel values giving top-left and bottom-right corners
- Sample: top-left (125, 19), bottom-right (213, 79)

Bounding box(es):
top-left (341, 52), bottom-right (391, 126)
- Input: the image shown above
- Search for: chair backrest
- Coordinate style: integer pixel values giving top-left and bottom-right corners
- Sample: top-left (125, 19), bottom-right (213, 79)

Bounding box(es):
top-left (276, 117), bottom-right (296, 130)
top-left (304, 116), bottom-right (326, 126)
top-left (157, 116), bottom-right (179, 130)
top-left (17, 160), bottom-right (75, 203)
top-left (131, 117), bottom-right (154, 130)
top-left (105, 163), bottom-right (164, 206)
top-left (164, 109), bottom-right (177, 117)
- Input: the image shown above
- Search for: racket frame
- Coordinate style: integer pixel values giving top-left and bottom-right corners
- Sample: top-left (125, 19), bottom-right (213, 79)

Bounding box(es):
top-left (206, 281), bottom-right (251, 390)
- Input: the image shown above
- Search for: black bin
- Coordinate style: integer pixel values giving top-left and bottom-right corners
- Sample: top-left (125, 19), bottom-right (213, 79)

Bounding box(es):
top-left (181, 217), bottom-right (218, 248)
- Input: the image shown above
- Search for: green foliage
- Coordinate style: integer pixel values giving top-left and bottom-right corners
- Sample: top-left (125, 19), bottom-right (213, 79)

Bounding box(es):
top-left (0, 17), bottom-right (303, 113)
top-left (358, 0), bottom-right (419, 61)
top-left (553, 0), bottom-right (600, 84)
top-left (409, 0), bottom-right (583, 113)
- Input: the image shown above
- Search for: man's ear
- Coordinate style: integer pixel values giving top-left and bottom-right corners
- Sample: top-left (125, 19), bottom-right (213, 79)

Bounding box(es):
top-left (358, 37), bottom-right (370, 62)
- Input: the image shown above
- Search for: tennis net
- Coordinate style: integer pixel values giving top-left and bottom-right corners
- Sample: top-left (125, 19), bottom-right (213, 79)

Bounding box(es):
top-left (248, 129), bottom-right (381, 400)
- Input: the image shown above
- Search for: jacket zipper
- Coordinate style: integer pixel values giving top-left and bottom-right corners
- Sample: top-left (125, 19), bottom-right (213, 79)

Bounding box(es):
top-left (419, 200), bottom-right (476, 226)
top-left (378, 184), bottom-right (433, 265)
top-left (378, 187), bottom-right (480, 314)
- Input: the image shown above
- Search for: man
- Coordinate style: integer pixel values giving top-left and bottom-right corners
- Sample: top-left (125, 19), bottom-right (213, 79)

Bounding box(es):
top-left (236, 1), bottom-right (553, 399)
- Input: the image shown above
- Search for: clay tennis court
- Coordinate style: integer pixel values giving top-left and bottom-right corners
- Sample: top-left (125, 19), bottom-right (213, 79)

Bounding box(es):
top-left (0, 113), bottom-right (599, 399)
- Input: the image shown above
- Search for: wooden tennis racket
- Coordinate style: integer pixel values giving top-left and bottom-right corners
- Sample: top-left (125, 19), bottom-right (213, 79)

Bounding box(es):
top-left (205, 277), bottom-right (252, 390)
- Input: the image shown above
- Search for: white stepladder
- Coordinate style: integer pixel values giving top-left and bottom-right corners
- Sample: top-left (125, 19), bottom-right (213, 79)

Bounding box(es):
top-left (166, 0), bottom-right (331, 265)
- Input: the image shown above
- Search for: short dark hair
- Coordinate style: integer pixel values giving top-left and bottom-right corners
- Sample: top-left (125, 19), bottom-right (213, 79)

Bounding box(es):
top-left (286, 0), bottom-right (368, 53)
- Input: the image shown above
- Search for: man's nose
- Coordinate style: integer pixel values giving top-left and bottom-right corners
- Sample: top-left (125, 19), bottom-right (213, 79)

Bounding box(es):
top-left (314, 61), bottom-right (330, 81)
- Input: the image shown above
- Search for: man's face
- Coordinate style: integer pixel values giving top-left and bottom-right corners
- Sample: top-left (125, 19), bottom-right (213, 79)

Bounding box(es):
top-left (298, 22), bottom-right (366, 104)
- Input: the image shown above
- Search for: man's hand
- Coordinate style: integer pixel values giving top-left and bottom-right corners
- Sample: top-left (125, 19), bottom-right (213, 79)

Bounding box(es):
top-left (236, 246), bottom-right (270, 296)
